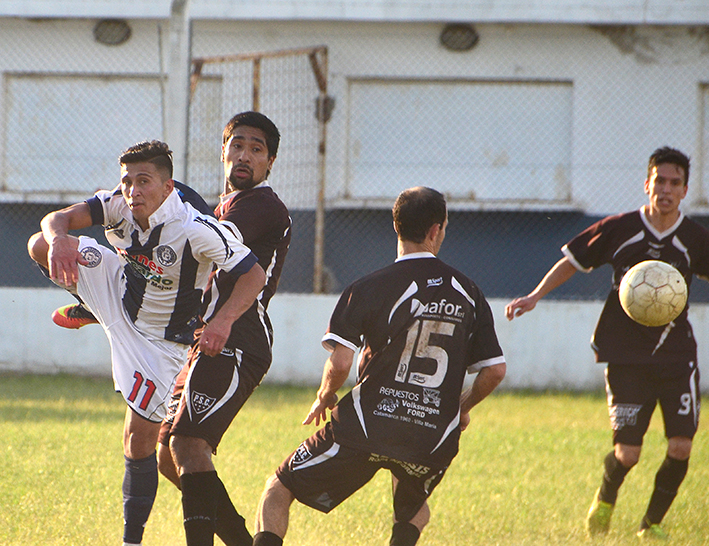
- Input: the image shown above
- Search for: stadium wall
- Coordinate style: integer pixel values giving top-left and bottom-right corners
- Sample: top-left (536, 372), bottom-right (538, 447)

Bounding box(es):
top-left (3, 287), bottom-right (708, 392)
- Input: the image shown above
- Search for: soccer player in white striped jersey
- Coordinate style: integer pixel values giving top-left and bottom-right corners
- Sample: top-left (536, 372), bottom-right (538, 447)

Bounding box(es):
top-left (27, 140), bottom-right (265, 546)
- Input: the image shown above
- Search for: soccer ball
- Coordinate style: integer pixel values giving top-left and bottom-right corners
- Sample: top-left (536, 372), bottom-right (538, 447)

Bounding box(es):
top-left (618, 260), bottom-right (687, 327)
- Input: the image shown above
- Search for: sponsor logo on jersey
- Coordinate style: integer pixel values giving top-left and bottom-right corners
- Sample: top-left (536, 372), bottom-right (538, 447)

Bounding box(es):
top-left (423, 388), bottom-right (441, 407)
top-left (609, 403), bottom-right (642, 430)
top-left (421, 298), bottom-right (465, 319)
top-left (369, 454), bottom-right (431, 477)
top-left (290, 443), bottom-right (313, 467)
top-left (379, 386), bottom-right (419, 401)
top-left (155, 245), bottom-right (178, 267)
top-left (118, 249), bottom-right (175, 288)
top-left (191, 391), bottom-right (216, 414)
top-left (427, 277), bottom-right (443, 287)
top-left (377, 397), bottom-right (399, 413)
top-left (80, 246), bottom-right (102, 268)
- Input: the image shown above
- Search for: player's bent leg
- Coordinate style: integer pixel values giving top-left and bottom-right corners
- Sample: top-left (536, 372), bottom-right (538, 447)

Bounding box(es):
top-left (254, 474), bottom-right (295, 545)
top-left (614, 443), bottom-right (641, 467)
top-left (666, 436), bottom-right (692, 460)
top-left (27, 232), bottom-right (49, 267)
top-left (156, 442), bottom-right (181, 488)
top-left (122, 408), bottom-right (162, 546)
top-left (586, 449), bottom-right (637, 536)
top-left (390, 476), bottom-right (428, 546)
top-left (171, 435), bottom-right (252, 546)
top-left (638, 437), bottom-right (692, 538)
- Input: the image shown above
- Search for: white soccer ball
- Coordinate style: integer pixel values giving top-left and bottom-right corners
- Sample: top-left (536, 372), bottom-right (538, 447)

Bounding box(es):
top-left (618, 260), bottom-right (687, 327)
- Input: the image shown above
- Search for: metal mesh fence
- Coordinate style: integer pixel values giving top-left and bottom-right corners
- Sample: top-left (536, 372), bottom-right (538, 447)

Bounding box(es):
top-left (4, 19), bottom-right (709, 303)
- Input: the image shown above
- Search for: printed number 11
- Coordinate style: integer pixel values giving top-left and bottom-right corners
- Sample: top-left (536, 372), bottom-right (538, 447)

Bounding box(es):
top-left (127, 370), bottom-right (157, 411)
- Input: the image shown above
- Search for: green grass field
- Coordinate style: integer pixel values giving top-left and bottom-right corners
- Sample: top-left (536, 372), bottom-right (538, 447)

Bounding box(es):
top-left (1, 374), bottom-right (707, 545)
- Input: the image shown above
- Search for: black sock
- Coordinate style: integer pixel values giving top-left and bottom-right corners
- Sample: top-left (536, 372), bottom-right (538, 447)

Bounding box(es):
top-left (390, 522), bottom-right (420, 546)
top-left (181, 471), bottom-right (220, 546)
top-left (253, 531), bottom-right (284, 546)
top-left (215, 478), bottom-right (252, 546)
top-left (123, 453), bottom-right (159, 545)
top-left (640, 456), bottom-right (689, 529)
top-left (598, 450), bottom-right (631, 505)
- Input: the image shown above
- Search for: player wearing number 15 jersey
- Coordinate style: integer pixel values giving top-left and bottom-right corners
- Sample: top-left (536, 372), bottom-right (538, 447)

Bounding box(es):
top-left (252, 187), bottom-right (506, 546)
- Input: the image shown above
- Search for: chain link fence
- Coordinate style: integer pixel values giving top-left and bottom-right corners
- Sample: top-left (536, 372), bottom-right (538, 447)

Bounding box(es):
top-left (4, 18), bottom-right (709, 302)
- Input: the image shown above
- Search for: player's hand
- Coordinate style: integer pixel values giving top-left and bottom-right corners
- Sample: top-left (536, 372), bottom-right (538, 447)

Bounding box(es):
top-left (460, 411), bottom-right (471, 432)
top-left (198, 319), bottom-right (230, 357)
top-left (303, 392), bottom-right (338, 426)
top-left (504, 294), bottom-right (538, 321)
top-left (48, 235), bottom-right (88, 287)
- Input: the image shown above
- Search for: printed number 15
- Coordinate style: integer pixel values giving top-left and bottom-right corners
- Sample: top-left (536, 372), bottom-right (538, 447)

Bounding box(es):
top-left (395, 319), bottom-right (455, 389)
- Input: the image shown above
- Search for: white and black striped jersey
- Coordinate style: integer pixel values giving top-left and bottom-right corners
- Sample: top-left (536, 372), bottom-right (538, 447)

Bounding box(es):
top-left (86, 185), bottom-right (258, 345)
top-left (323, 253), bottom-right (505, 468)
top-left (563, 209), bottom-right (709, 364)
top-left (200, 184), bottom-right (291, 361)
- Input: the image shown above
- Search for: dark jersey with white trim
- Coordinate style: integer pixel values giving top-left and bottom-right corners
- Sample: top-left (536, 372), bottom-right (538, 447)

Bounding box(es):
top-left (200, 185), bottom-right (291, 360)
top-left (85, 183), bottom-right (257, 345)
top-left (563, 209), bottom-right (709, 365)
top-left (323, 255), bottom-right (504, 468)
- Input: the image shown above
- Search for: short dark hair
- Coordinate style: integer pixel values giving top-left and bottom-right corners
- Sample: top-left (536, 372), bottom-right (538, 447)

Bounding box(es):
top-left (119, 140), bottom-right (173, 179)
top-left (648, 146), bottom-right (690, 185)
top-left (392, 187), bottom-right (447, 243)
top-left (222, 111), bottom-right (280, 157)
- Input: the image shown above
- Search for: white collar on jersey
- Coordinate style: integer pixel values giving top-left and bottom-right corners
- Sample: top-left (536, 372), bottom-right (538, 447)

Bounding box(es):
top-left (219, 180), bottom-right (271, 205)
top-left (639, 206), bottom-right (685, 240)
top-left (395, 251), bottom-right (436, 262)
top-left (142, 188), bottom-right (184, 231)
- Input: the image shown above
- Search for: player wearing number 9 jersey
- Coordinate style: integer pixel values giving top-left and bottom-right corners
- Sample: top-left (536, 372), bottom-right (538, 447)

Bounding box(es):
top-left (252, 187), bottom-right (506, 546)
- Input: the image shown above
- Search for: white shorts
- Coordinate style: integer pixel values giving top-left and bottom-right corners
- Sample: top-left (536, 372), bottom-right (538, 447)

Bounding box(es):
top-left (76, 236), bottom-right (188, 422)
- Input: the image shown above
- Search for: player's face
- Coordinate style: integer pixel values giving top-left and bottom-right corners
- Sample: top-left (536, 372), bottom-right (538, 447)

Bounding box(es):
top-left (121, 162), bottom-right (173, 230)
top-left (222, 126), bottom-right (275, 192)
top-left (644, 163), bottom-right (688, 216)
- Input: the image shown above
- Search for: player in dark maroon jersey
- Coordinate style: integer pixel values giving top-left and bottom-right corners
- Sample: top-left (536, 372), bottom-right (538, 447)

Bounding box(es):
top-left (252, 187), bottom-right (506, 546)
top-left (505, 147), bottom-right (706, 540)
top-left (155, 112), bottom-right (291, 546)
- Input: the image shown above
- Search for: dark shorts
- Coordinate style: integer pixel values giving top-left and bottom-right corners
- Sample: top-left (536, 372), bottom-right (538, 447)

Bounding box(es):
top-left (158, 344), bottom-right (269, 451)
top-left (275, 422), bottom-right (448, 523)
top-left (604, 360), bottom-right (701, 446)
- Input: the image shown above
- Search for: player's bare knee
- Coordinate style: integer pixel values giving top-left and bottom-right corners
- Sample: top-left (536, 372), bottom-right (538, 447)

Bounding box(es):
top-left (615, 444), bottom-right (641, 467)
top-left (27, 232), bottom-right (48, 265)
top-left (667, 437), bottom-right (692, 460)
top-left (410, 501), bottom-right (430, 530)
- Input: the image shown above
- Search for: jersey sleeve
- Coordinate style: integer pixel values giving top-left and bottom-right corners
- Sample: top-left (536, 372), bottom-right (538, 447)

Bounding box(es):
top-left (321, 283), bottom-right (366, 353)
top-left (562, 214), bottom-right (623, 272)
top-left (464, 281), bottom-right (505, 373)
top-left (86, 187), bottom-right (124, 227)
top-left (191, 214), bottom-right (258, 277)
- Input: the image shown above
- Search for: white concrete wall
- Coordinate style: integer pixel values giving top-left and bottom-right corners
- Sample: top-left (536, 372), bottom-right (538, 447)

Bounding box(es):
top-left (3, 287), bottom-right (707, 391)
top-left (5, 19), bottom-right (708, 215)
top-left (2, 0), bottom-right (708, 24)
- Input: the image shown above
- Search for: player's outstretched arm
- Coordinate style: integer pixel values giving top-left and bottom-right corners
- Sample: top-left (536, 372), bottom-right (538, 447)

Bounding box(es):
top-left (199, 262), bottom-right (266, 356)
top-left (39, 203), bottom-right (93, 287)
top-left (459, 362), bottom-right (506, 431)
top-left (303, 343), bottom-right (355, 427)
top-left (504, 257), bottom-right (577, 321)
